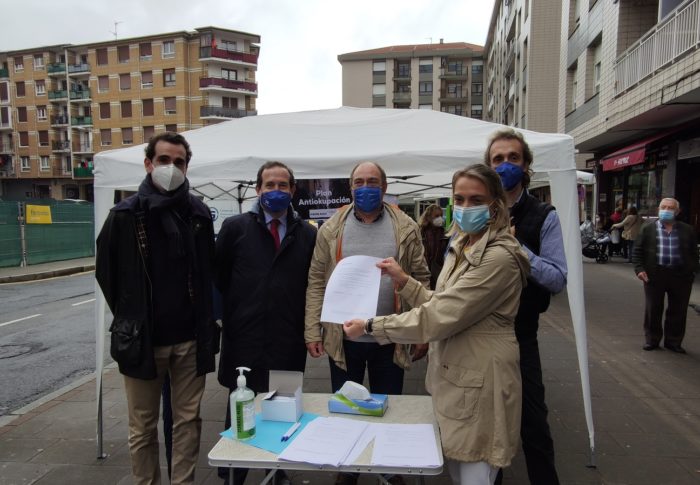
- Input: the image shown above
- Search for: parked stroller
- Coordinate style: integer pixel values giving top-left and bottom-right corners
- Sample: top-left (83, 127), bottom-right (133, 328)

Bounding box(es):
top-left (582, 230), bottom-right (610, 263)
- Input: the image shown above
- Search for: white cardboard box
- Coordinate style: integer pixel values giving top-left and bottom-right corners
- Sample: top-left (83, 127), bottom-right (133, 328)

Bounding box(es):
top-left (261, 370), bottom-right (303, 422)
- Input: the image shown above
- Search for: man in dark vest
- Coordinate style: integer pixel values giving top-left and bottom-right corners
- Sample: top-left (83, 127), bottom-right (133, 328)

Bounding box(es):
top-left (486, 128), bottom-right (568, 485)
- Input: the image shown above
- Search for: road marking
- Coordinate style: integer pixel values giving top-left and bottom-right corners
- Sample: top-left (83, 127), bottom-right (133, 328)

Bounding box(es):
top-left (72, 298), bottom-right (96, 307)
top-left (0, 314), bottom-right (42, 328)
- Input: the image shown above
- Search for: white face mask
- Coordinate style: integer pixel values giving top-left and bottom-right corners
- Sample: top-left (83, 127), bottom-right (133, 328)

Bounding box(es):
top-left (151, 164), bottom-right (185, 192)
top-left (432, 216), bottom-right (444, 227)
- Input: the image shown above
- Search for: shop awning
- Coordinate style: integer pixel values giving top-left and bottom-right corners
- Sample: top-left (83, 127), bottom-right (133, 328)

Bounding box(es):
top-left (601, 129), bottom-right (678, 172)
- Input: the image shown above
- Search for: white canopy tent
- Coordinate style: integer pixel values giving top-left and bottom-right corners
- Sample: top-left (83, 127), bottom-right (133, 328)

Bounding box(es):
top-left (93, 107), bottom-right (595, 463)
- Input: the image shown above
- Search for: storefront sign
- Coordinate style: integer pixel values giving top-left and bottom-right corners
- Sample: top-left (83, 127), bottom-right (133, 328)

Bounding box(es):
top-left (602, 148), bottom-right (645, 171)
top-left (26, 205), bottom-right (53, 224)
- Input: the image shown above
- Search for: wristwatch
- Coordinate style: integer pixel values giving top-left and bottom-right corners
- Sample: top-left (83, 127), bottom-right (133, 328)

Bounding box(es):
top-left (364, 318), bottom-right (374, 335)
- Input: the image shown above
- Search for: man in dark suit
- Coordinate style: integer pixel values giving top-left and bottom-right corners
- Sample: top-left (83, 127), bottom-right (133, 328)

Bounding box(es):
top-left (633, 197), bottom-right (698, 353)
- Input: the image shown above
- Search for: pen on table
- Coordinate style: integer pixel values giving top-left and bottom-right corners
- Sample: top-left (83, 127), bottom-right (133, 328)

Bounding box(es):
top-left (281, 422), bottom-right (301, 442)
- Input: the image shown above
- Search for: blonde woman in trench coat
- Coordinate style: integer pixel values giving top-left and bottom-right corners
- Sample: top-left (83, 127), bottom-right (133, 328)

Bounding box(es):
top-left (344, 164), bottom-right (530, 485)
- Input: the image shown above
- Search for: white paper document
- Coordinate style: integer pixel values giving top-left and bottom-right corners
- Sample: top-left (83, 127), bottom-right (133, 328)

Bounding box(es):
top-left (320, 255), bottom-right (382, 324)
top-left (343, 423), bottom-right (378, 465)
top-left (277, 417), bottom-right (368, 466)
top-left (371, 424), bottom-right (442, 468)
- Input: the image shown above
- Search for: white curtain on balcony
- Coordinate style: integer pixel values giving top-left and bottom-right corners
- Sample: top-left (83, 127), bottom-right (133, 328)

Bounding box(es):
top-left (93, 107), bottom-right (595, 459)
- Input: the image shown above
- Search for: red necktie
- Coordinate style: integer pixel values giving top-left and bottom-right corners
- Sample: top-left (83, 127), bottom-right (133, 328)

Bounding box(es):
top-left (270, 219), bottom-right (281, 251)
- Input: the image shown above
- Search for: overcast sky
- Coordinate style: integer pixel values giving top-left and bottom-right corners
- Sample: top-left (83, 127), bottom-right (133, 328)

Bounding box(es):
top-left (1, 0), bottom-right (495, 114)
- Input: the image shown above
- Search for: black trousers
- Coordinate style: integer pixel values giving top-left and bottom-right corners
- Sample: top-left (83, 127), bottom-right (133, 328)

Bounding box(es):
top-left (643, 267), bottom-right (693, 347)
top-left (329, 340), bottom-right (404, 394)
top-left (496, 335), bottom-right (559, 485)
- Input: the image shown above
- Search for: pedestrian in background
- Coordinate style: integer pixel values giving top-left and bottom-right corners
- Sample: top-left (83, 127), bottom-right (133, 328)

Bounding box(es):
top-left (96, 132), bottom-right (219, 485)
top-left (611, 206), bottom-right (642, 262)
top-left (633, 198), bottom-right (698, 354)
top-left (419, 204), bottom-right (449, 290)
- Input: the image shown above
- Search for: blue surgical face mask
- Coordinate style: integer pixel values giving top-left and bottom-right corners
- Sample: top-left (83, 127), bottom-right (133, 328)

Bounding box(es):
top-left (453, 205), bottom-right (490, 234)
top-left (260, 190), bottom-right (291, 213)
top-left (658, 209), bottom-right (675, 222)
top-left (353, 186), bottom-right (383, 213)
top-left (495, 162), bottom-right (524, 191)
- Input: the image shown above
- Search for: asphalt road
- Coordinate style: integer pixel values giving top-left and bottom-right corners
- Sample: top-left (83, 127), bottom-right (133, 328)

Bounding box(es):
top-left (0, 271), bottom-right (110, 416)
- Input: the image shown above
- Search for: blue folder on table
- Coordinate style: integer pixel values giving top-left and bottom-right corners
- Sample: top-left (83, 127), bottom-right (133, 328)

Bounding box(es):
top-left (221, 412), bottom-right (318, 455)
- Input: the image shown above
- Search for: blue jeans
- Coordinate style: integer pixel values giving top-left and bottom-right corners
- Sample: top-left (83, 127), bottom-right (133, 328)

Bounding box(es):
top-left (329, 340), bottom-right (404, 394)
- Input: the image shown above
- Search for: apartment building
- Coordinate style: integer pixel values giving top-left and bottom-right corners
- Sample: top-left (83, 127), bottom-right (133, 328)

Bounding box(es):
top-left (338, 41), bottom-right (484, 119)
top-left (0, 26), bottom-right (260, 201)
top-left (559, 0), bottom-right (700, 233)
top-left (484, 0), bottom-right (563, 133)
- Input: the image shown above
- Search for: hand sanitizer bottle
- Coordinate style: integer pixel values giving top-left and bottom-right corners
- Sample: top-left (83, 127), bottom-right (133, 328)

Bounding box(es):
top-left (231, 366), bottom-right (256, 440)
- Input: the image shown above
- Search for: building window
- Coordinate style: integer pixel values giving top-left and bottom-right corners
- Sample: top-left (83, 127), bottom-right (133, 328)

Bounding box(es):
top-left (397, 63), bottom-right (410, 77)
top-left (33, 54), bottom-right (44, 70)
top-left (96, 48), bottom-right (108, 66)
top-left (222, 97), bottom-right (238, 108)
top-left (14, 56), bottom-right (24, 72)
top-left (373, 61), bottom-right (386, 73)
top-left (38, 131), bottom-right (49, 146)
top-left (418, 104), bottom-right (432, 109)
top-left (472, 61), bottom-right (483, 74)
top-left (447, 83), bottom-right (462, 96)
top-left (40, 155), bottom-right (50, 170)
top-left (165, 124), bottom-right (177, 132)
top-left (222, 68), bottom-right (237, 80)
top-left (396, 83), bottom-right (410, 93)
top-left (37, 105), bottom-right (47, 120)
top-left (594, 61), bottom-right (601, 94)
top-left (121, 100), bottom-right (132, 118)
top-left (447, 61), bottom-right (464, 74)
top-left (471, 104), bottom-right (483, 119)
top-left (220, 39), bottom-right (238, 52)
top-left (162, 40), bottom-right (175, 58)
top-left (140, 42), bottom-right (152, 59)
top-left (163, 69), bottom-right (176, 87)
top-left (119, 73), bottom-right (131, 90)
top-left (122, 127), bottom-right (133, 145)
top-left (164, 97), bottom-right (176, 114)
top-left (117, 45), bottom-right (130, 63)
top-left (472, 83), bottom-right (483, 94)
top-left (141, 71), bottom-right (153, 88)
top-left (0, 82), bottom-right (8, 103)
top-left (34, 79), bottom-right (45, 96)
top-left (372, 84), bottom-right (386, 97)
top-left (567, 64), bottom-right (578, 112)
top-left (143, 125), bottom-right (155, 142)
top-left (17, 107), bottom-right (28, 123)
top-left (142, 98), bottom-right (154, 116)
top-left (419, 81), bottom-right (433, 94)
top-left (99, 102), bottom-right (111, 119)
top-left (98, 75), bottom-right (109, 92)
top-left (100, 129), bottom-right (112, 146)
top-left (419, 59), bottom-right (433, 73)
top-left (16, 81), bottom-right (25, 97)
top-left (21, 156), bottom-right (30, 170)
top-left (19, 132), bottom-right (29, 147)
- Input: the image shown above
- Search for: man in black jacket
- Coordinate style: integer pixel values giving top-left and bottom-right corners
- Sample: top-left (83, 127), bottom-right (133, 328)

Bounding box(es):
top-left (633, 197), bottom-right (698, 353)
top-left (215, 161), bottom-right (317, 484)
top-left (96, 132), bottom-right (219, 485)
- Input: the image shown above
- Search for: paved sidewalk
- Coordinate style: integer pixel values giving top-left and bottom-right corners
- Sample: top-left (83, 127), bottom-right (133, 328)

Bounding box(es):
top-left (0, 257), bottom-right (95, 284)
top-left (0, 256), bottom-right (699, 484)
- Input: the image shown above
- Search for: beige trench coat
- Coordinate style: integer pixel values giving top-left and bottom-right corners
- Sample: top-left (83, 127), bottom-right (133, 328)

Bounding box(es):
top-left (371, 225), bottom-right (530, 467)
top-left (304, 203), bottom-right (431, 371)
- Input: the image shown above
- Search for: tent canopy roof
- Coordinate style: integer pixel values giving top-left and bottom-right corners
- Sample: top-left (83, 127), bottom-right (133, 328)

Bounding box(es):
top-left (94, 107), bottom-right (575, 196)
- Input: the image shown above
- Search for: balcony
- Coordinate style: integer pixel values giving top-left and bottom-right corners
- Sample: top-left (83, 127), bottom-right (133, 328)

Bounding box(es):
top-left (504, 46), bottom-right (516, 76)
top-left (199, 46), bottom-right (258, 65)
top-left (73, 167), bottom-right (94, 178)
top-left (68, 63), bottom-right (90, 75)
top-left (52, 140), bottom-right (71, 152)
top-left (0, 67), bottom-right (9, 78)
top-left (200, 105), bottom-right (257, 119)
top-left (440, 67), bottom-right (468, 80)
top-left (199, 77), bottom-right (257, 94)
top-left (48, 62), bottom-right (66, 75)
top-left (70, 89), bottom-right (91, 101)
top-left (615, 0), bottom-right (700, 94)
top-left (439, 91), bottom-right (469, 103)
top-left (51, 115), bottom-right (70, 126)
top-left (393, 68), bottom-right (411, 81)
top-left (392, 91), bottom-right (411, 103)
top-left (71, 115), bottom-right (93, 126)
top-left (0, 122), bottom-right (12, 131)
top-left (49, 90), bottom-right (68, 101)
top-left (0, 142), bottom-right (13, 153)
top-left (0, 157), bottom-right (16, 178)
top-left (73, 143), bottom-right (93, 154)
